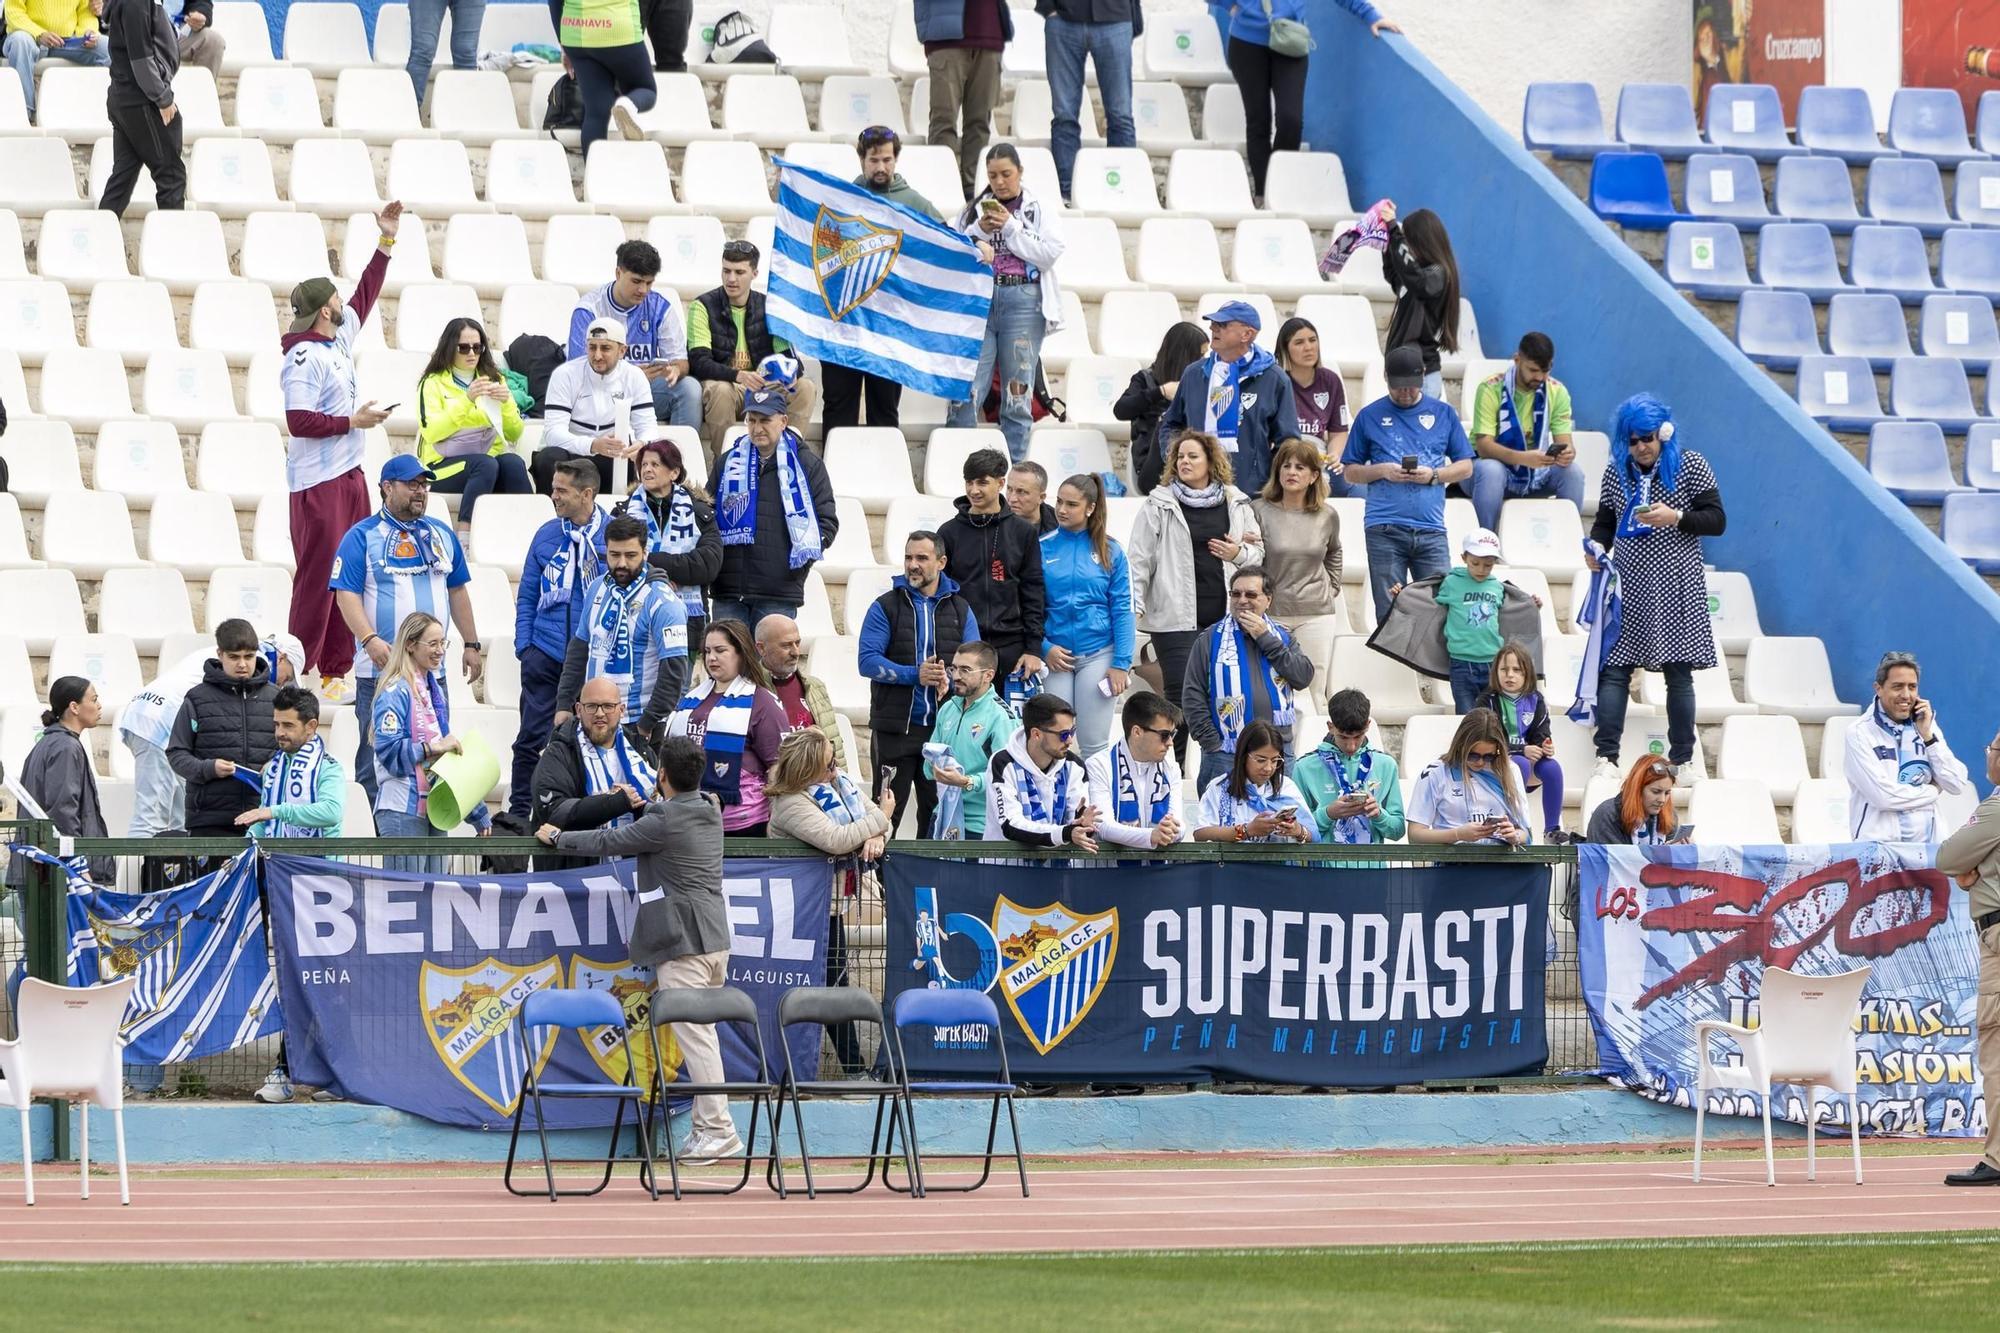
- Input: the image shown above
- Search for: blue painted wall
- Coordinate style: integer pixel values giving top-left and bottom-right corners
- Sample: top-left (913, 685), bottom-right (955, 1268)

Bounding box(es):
top-left (1301, 12), bottom-right (2000, 767)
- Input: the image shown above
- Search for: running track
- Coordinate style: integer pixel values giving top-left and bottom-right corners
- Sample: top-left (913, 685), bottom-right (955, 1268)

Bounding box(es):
top-left (1, 1150), bottom-right (1996, 1261)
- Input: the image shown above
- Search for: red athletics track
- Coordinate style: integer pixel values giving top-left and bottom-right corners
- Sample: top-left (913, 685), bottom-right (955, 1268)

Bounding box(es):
top-left (0, 1148), bottom-right (1997, 1261)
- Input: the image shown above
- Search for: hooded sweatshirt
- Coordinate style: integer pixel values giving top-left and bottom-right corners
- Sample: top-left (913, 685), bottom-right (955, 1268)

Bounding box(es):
top-left (854, 171), bottom-right (945, 224)
top-left (104, 0), bottom-right (178, 110)
top-left (982, 730), bottom-right (1089, 847)
top-left (939, 498), bottom-right (1044, 650)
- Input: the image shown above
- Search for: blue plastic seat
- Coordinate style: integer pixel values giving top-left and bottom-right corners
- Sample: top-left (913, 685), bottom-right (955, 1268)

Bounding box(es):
top-left (1866, 157), bottom-right (1952, 236)
top-left (1734, 289), bottom-right (1820, 368)
top-left (1773, 155), bottom-right (1863, 233)
top-left (1663, 221), bottom-right (1752, 299)
top-left (1523, 81), bottom-right (1618, 157)
top-left (1756, 222), bottom-right (1851, 301)
top-left (1685, 152), bottom-right (1770, 226)
top-left (1941, 493), bottom-right (2000, 572)
top-left (1704, 84), bottom-right (1795, 162)
top-left (1979, 91), bottom-right (2000, 157)
top-left (1889, 356), bottom-right (1982, 433)
top-left (1615, 83), bottom-right (1704, 158)
top-left (1795, 354), bottom-right (1888, 431)
top-left (1965, 422), bottom-right (2000, 491)
top-left (1941, 227), bottom-right (2000, 298)
top-left (1919, 294), bottom-right (2000, 363)
top-left (1848, 224), bottom-right (1937, 304)
top-left (1886, 89), bottom-right (1988, 167)
top-left (1588, 151), bottom-right (1687, 229)
top-left (1954, 162), bottom-right (2000, 227)
top-left (1825, 292), bottom-right (1913, 370)
top-left (1796, 86), bottom-right (1896, 163)
top-left (1868, 421), bottom-right (1966, 503)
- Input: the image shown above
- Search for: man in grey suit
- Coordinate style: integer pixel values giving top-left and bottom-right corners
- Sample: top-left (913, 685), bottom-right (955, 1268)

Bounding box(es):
top-left (536, 736), bottom-right (742, 1164)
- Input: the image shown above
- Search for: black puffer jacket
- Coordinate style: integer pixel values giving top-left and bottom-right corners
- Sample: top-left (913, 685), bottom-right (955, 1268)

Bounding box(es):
top-left (166, 658), bottom-right (277, 833)
top-left (710, 434), bottom-right (839, 607)
top-left (529, 719), bottom-right (646, 872)
top-left (938, 498), bottom-right (1045, 649)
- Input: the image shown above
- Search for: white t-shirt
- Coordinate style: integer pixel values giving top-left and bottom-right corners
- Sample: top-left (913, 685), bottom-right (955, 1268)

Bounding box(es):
top-left (1407, 762), bottom-right (1520, 845)
top-left (117, 651), bottom-right (209, 750)
top-left (280, 319), bottom-right (367, 492)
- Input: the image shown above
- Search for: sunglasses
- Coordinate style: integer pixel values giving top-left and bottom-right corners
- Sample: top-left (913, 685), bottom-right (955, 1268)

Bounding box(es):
top-left (1632, 431), bottom-right (1660, 444)
top-left (721, 243), bottom-right (758, 262)
top-left (1044, 728), bottom-right (1076, 743)
top-left (1137, 725), bottom-right (1177, 742)
top-left (1466, 748), bottom-right (1503, 766)
top-left (457, 341), bottom-right (484, 354)
top-left (859, 125), bottom-right (899, 146)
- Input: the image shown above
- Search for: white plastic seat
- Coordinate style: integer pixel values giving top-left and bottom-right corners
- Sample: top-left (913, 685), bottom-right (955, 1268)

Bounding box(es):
top-left (287, 140), bottom-right (384, 215)
top-left (353, 348), bottom-right (428, 434)
top-left (540, 214), bottom-right (629, 290)
top-left (680, 140), bottom-right (776, 220)
top-left (232, 64), bottom-right (330, 142)
top-left (805, 634), bottom-right (870, 724)
top-left (1013, 77), bottom-right (1101, 149)
top-left (36, 65), bottom-right (111, 140)
top-left (0, 138), bottom-right (82, 214)
top-left (239, 211), bottom-right (332, 292)
top-left (39, 347), bottom-right (134, 429)
top-left (211, 2), bottom-right (276, 73)
top-left (143, 349), bottom-right (241, 430)
top-left (498, 282), bottom-right (583, 350)
top-left (1129, 81), bottom-right (1194, 150)
top-left (0, 77), bottom-right (22, 134)
top-left (1166, 148), bottom-right (1259, 224)
top-left (469, 494), bottom-right (557, 577)
top-left (1742, 636), bottom-right (1859, 724)
top-left (1330, 244), bottom-right (1395, 301)
top-left (1569, 430), bottom-right (1608, 517)
top-left (1134, 217), bottom-right (1232, 299)
top-left (486, 139), bottom-right (588, 218)
top-left (387, 138), bottom-right (482, 215)
top-left (1817, 714), bottom-right (1857, 782)
top-left (0, 975), bottom-right (140, 1207)
top-left (332, 68), bottom-right (428, 143)
top-left (1638, 657), bottom-right (1756, 725)
top-left (818, 75), bottom-right (906, 139)
top-left (1226, 217), bottom-right (1325, 301)
top-left (1716, 713), bottom-right (1812, 803)
top-left (1095, 289), bottom-right (1182, 362)
top-left (1002, 4), bottom-right (1047, 77)
top-left (611, 72), bottom-right (719, 147)
top-left (766, 2), bottom-right (867, 78)
top-left (0, 419), bottom-right (82, 504)
top-left (779, 139), bottom-right (855, 182)
top-left (87, 138), bottom-right (160, 217)
top-left (1331, 637), bottom-right (1444, 724)
top-left (889, 5), bottom-right (928, 79)
top-left (1790, 777), bottom-right (1853, 843)
top-left (795, 567), bottom-right (838, 642)
top-left (371, 1), bottom-right (444, 69)
top-left (48, 633), bottom-right (145, 708)
top-left (0, 210), bottom-right (23, 279)
top-left (1026, 427), bottom-right (1115, 480)
top-left (0, 636), bottom-right (37, 707)
top-left (284, 0), bottom-right (372, 73)
top-left (1061, 356), bottom-right (1142, 436)
top-left (721, 73), bottom-right (814, 149)
top-left (37, 208), bottom-right (129, 292)
top-left (585, 140), bottom-right (679, 219)
top-left (824, 428), bottom-right (918, 513)
top-left (0, 493), bottom-right (35, 570)
top-left (395, 281), bottom-right (482, 353)
top-left (878, 494), bottom-right (957, 567)
top-left (1071, 148), bottom-right (1162, 223)
top-left (188, 280), bottom-right (280, 366)
top-left (1494, 499), bottom-right (1587, 579)
top-left (342, 210), bottom-right (434, 295)
top-left (0, 279), bottom-right (77, 365)
top-left (147, 491), bottom-right (245, 577)
top-left (138, 209), bottom-right (231, 294)
top-left (1199, 82), bottom-right (1247, 147)
top-left (1037, 289), bottom-right (1093, 375)
top-left (1265, 152), bottom-right (1357, 227)
top-left (648, 214), bottom-right (728, 297)
top-left (92, 419), bottom-right (188, 508)
top-left (1706, 569), bottom-right (1764, 652)
top-left (429, 70), bottom-right (529, 143)
top-left (922, 427), bottom-right (1006, 497)
top-left (168, 65), bottom-right (230, 139)
top-left (251, 494), bottom-right (295, 571)
top-left (1057, 216), bottom-right (1139, 298)
top-left (195, 421), bottom-right (288, 506)
top-left (1144, 14), bottom-right (1230, 84)
top-left (43, 491), bottom-right (147, 575)
top-left (1686, 778), bottom-right (1783, 843)
top-left (1398, 713), bottom-right (1461, 776)
top-left (462, 563), bottom-right (516, 645)
top-left (441, 213), bottom-right (534, 298)
top-left (0, 568), bottom-right (84, 651)
top-left (186, 138), bottom-right (283, 218)
top-left (897, 144), bottom-right (969, 217)
top-left (85, 280), bottom-right (179, 362)
top-left (481, 638), bottom-right (521, 710)
top-left (1293, 293), bottom-right (1380, 375)
top-left (840, 565), bottom-right (897, 637)
top-left (813, 496), bottom-right (875, 582)
top-left (478, 2), bottom-right (558, 52)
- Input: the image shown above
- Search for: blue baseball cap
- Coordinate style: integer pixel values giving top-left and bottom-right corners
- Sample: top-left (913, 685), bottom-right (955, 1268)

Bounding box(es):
top-left (380, 454), bottom-right (437, 484)
top-left (742, 388), bottom-right (789, 418)
top-left (1201, 300), bottom-right (1263, 332)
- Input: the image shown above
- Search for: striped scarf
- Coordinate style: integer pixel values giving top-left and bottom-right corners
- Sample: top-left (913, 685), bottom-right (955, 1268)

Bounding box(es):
top-left (256, 736), bottom-right (331, 838)
top-left (1567, 541), bottom-right (1621, 726)
top-left (1207, 779), bottom-right (1301, 842)
top-left (576, 727), bottom-right (659, 831)
top-left (1318, 743), bottom-right (1376, 845)
top-left (626, 485), bottom-right (704, 619)
top-left (715, 431), bottom-right (822, 570)
top-left (1493, 363), bottom-right (1551, 494)
top-left (536, 508), bottom-right (606, 612)
top-left (1008, 754), bottom-right (1073, 825)
top-left (670, 675), bottom-right (756, 805)
top-left (1110, 743), bottom-right (1174, 828)
top-left (1209, 620), bottom-right (1295, 752)
top-left (808, 772), bottom-right (868, 824)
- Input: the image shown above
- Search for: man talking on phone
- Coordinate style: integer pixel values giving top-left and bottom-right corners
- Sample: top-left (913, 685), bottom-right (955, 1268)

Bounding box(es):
top-left (1845, 650), bottom-right (1970, 842)
top-left (859, 531), bottom-right (979, 837)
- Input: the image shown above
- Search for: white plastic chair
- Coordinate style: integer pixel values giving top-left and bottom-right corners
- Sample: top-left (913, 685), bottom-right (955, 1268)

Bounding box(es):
top-left (1717, 713), bottom-right (1812, 802)
top-left (189, 280), bottom-right (282, 365)
top-left (1130, 81), bottom-right (1193, 150)
top-left (585, 140), bottom-right (679, 220)
top-left (36, 65), bottom-right (111, 141)
top-left (1071, 148), bottom-right (1162, 223)
top-left (288, 140), bottom-right (385, 216)
top-left (210, 2), bottom-right (276, 73)
top-left (388, 138), bottom-right (483, 215)
top-left (1060, 357), bottom-right (1141, 436)
top-left (86, 280), bottom-right (179, 362)
top-left (332, 68), bottom-right (428, 144)
top-left (0, 139), bottom-right (82, 214)
top-left (0, 279), bottom-right (78, 364)
top-left (823, 428), bottom-right (917, 512)
top-left (0, 569), bottom-right (86, 652)
top-left (1693, 965), bottom-right (1869, 1187)
top-left (97, 567), bottom-right (195, 653)
top-left (48, 633), bottom-right (145, 706)
top-left (819, 75), bottom-right (906, 139)
top-left (429, 70), bottom-right (529, 144)
top-left (1685, 778), bottom-right (1782, 843)
top-left (498, 282), bottom-right (584, 351)
top-left (679, 140), bottom-right (776, 220)
top-left (541, 215), bottom-right (629, 290)
top-left (766, 2), bottom-right (867, 79)
top-left (1200, 82), bottom-right (1247, 147)
top-left (93, 418), bottom-right (189, 507)
top-left (923, 428), bottom-right (1005, 497)
top-left (205, 563), bottom-right (294, 635)
top-left (186, 138), bottom-right (283, 218)
top-left (470, 495), bottom-right (557, 577)
top-left (486, 139), bottom-right (588, 218)
top-left (395, 281), bottom-right (482, 353)
top-left (1264, 151), bottom-right (1357, 227)
top-left (283, 0), bottom-right (371, 73)
top-left (721, 73), bottom-right (814, 149)
top-left (240, 212), bottom-right (333, 292)
top-left (649, 214), bottom-right (728, 297)
top-left (1790, 777), bottom-right (1853, 843)
top-left (37, 209), bottom-right (130, 292)
top-left (1166, 148), bottom-right (1259, 225)
top-left (1743, 636), bottom-right (1860, 724)
top-left (1135, 217), bottom-right (1232, 299)
top-left (138, 208), bottom-right (231, 294)
top-left (233, 64), bottom-right (330, 142)
top-left (0, 975), bottom-right (140, 1206)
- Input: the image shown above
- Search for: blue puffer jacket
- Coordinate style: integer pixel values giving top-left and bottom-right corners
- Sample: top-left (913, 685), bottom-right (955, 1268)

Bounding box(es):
top-left (515, 514), bottom-right (610, 666)
top-left (1039, 526), bottom-right (1136, 669)
top-left (914, 0), bottom-right (1016, 44)
top-left (1228, 0), bottom-right (1379, 49)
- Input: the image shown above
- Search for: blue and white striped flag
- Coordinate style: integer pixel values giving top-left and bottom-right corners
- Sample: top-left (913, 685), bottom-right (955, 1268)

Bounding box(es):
top-left (63, 850), bottom-right (282, 1064)
top-left (766, 158), bottom-right (994, 402)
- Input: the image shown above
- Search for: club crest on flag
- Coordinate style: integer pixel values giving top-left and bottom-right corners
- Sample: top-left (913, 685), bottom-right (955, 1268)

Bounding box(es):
top-left (992, 897), bottom-right (1117, 1055)
top-left (812, 207), bottom-right (903, 321)
top-left (422, 957), bottom-right (562, 1116)
top-left (570, 957), bottom-right (682, 1099)
top-left (84, 908), bottom-right (186, 1031)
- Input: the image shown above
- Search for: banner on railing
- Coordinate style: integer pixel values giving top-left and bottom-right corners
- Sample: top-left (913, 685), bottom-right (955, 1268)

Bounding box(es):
top-left (64, 850), bottom-right (282, 1064)
top-left (885, 856), bottom-right (1551, 1084)
top-left (1577, 843), bottom-right (1979, 1136)
top-left (265, 855), bottom-right (831, 1129)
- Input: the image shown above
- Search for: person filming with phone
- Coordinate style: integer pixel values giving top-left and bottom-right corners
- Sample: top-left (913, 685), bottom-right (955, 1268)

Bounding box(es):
top-left (1406, 709), bottom-right (1531, 847)
top-left (1845, 650), bottom-right (1971, 842)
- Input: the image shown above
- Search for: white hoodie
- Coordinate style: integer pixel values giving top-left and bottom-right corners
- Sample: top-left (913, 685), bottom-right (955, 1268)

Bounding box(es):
top-left (542, 355), bottom-right (656, 456)
top-left (983, 730), bottom-right (1088, 846)
top-left (1844, 704), bottom-right (1971, 842)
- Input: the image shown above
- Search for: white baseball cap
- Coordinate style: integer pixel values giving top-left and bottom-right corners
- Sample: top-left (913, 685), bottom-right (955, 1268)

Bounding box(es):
top-left (1461, 527), bottom-right (1502, 559)
top-left (584, 315), bottom-right (628, 345)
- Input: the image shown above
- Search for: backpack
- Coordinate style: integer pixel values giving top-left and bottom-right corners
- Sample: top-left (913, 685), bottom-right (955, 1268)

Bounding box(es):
top-left (505, 334), bottom-right (566, 417)
top-left (981, 361), bottom-right (1064, 424)
top-left (708, 10), bottom-right (778, 63)
top-left (542, 73), bottom-right (584, 135)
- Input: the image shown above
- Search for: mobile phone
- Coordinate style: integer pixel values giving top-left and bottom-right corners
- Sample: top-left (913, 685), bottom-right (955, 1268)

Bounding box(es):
top-left (1400, 454), bottom-right (1419, 472)
top-left (381, 402), bottom-right (402, 413)
top-left (878, 764), bottom-right (897, 791)
top-left (980, 197), bottom-right (1006, 215)
top-left (1668, 824), bottom-right (1696, 844)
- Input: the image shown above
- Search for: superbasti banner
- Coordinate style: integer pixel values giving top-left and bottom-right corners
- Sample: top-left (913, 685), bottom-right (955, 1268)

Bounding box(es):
top-left (1578, 843), bottom-right (1979, 1135)
top-left (885, 856), bottom-right (1550, 1084)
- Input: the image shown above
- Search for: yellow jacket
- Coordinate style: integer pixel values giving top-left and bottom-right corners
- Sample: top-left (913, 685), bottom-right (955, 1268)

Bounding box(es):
top-left (416, 370), bottom-right (523, 481)
top-left (5, 0), bottom-right (98, 39)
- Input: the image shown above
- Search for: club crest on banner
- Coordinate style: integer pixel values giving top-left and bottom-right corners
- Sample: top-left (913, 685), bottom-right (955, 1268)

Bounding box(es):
top-left (422, 958), bottom-right (562, 1116)
top-left (570, 957), bottom-right (682, 1098)
top-left (812, 208), bottom-right (902, 320)
top-left (992, 897), bottom-right (1117, 1056)
top-left (84, 908), bottom-right (185, 1033)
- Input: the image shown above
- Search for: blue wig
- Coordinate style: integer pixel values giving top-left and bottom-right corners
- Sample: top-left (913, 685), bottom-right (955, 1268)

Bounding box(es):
top-left (1608, 393), bottom-right (1682, 495)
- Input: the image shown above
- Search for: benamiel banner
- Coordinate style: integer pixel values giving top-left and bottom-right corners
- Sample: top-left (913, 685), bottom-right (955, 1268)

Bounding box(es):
top-left (266, 856), bottom-right (830, 1129)
top-left (886, 856), bottom-right (1550, 1084)
top-left (1577, 843), bottom-right (1979, 1136)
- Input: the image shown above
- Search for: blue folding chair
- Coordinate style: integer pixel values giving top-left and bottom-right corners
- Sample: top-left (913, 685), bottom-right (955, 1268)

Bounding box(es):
top-left (1825, 292), bottom-right (1913, 371)
top-left (1703, 84), bottom-right (1794, 162)
top-left (1663, 221), bottom-right (1752, 300)
top-left (1848, 224), bottom-right (1936, 305)
top-left (1954, 162), bottom-right (2000, 227)
top-left (1794, 354), bottom-right (1889, 432)
top-left (1756, 223), bottom-right (1850, 301)
top-left (1965, 423), bottom-right (2000, 491)
top-left (1942, 493), bottom-right (2000, 572)
top-left (1868, 421), bottom-right (1965, 504)
top-left (1734, 290), bottom-right (1820, 368)
top-left (1615, 83), bottom-right (1704, 158)
top-left (503, 988), bottom-right (660, 1202)
top-left (1866, 157), bottom-right (1952, 237)
top-left (1890, 356), bottom-right (1982, 434)
top-left (1587, 151), bottom-right (1686, 229)
top-left (1919, 295), bottom-right (2000, 364)
top-left (1942, 228), bottom-right (2000, 299)
top-left (1887, 89), bottom-right (1987, 167)
top-left (886, 988), bottom-right (1029, 1200)
top-left (1796, 86), bottom-right (1896, 163)
top-left (1773, 155), bottom-right (1863, 233)
top-left (1685, 152), bottom-right (1770, 228)
top-left (1979, 91), bottom-right (2000, 158)
top-left (642, 984), bottom-right (780, 1200)
top-left (768, 986), bottom-right (916, 1200)
top-left (1522, 81), bottom-right (1617, 158)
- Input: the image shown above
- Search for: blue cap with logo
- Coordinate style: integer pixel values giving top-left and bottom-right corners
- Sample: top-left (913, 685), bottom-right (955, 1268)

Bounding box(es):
top-left (1201, 299), bottom-right (1263, 332)
top-left (742, 388), bottom-right (789, 418)
top-left (380, 454), bottom-right (437, 484)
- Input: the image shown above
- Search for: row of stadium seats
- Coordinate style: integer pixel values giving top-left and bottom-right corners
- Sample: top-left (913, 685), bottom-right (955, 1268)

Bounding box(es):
top-left (1661, 220), bottom-right (2000, 304)
top-left (1668, 153), bottom-right (2000, 234)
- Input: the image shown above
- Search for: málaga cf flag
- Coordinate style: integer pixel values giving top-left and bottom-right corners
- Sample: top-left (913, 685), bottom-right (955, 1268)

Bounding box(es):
top-left (767, 158), bottom-right (994, 401)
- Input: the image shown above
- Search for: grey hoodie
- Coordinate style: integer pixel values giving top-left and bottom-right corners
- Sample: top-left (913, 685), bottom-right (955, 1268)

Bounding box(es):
top-left (854, 172), bottom-right (944, 224)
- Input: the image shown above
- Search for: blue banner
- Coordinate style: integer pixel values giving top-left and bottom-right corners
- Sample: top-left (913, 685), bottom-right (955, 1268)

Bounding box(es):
top-left (265, 855), bottom-right (830, 1129)
top-left (885, 856), bottom-right (1550, 1084)
top-left (1577, 842), bottom-right (1978, 1136)
top-left (64, 850), bottom-right (282, 1064)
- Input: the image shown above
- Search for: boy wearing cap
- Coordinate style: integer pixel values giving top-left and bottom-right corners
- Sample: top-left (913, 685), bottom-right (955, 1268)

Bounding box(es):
top-left (536, 315), bottom-right (657, 495)
top-left (686, 239), bottom-right (820, 464)
top-left (1437, 527), bottom-right (1509, 713)
top-left (281, 201), bottom-right (404, 705)
top-left (1159, 300), bottom-right (1301, 496)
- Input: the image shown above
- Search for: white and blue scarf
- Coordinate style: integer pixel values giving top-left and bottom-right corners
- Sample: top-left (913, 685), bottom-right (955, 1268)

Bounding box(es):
top-left (1209, 620), bottom-right (1295, 753)
top-left (1110, 742), bottom-right (1175, 829)
top-left (577, 726), bottom-right (659, 831)
top-left (586, 573), bottom-right (655, 684)
top-left (1493, 365), bottom-right (1551, 495)
top-left (1873, 701), bottom-right (1936, 790)
top-left (626, 485), bottom-right (704, 619)
top-left (670, 675), bottom-right (756, 805)
top-left (715, 431), bottom-right (822, 571)
top-left (256, 736), bottom-right (331, 838)
top-left (923, 741), bottom-right (968, 839)
top-left (1009, 753), bottom-right (1074, 826)
top-left (1201, 345), bottom-right (1275, 447)
top-left (1318, 743), bottom-right (1376, 845)
top-left (1613, 468), bottom-right (1664, 542)
top-left (1206, 778), bottom-right (1302, 842)
top-left (1567, 540), bottom-right (1621, 726)
top-left (536, 508), bottom-right (607, 612)
top-left (808, 770), bottom-right (868, 824)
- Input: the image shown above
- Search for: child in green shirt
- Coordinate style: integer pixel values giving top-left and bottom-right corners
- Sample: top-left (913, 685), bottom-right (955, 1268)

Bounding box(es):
top-left (1441, 527), bottom-right (1507, 713)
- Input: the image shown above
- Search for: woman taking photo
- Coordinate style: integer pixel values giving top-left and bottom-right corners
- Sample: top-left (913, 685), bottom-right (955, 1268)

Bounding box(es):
top-left (1382, 204), bottom-right (1461, 401)
top-left (666, 618), bottom-right (787, 836)
top-left (946, 143), bottom-right (1066, 462)
top-left (416, 317), bottom-right (532, 535)
top-left (1586, 757), bottom-right (1685, 845)
top-left (1272, 316), bottom-right (1353, 494)
top-left (1039, 474), bottom-right (1135, 758)
top-left (371, 611), bottom-right (491, 872)
top-left (623, 436), bottom-right (721, 651)
top-left (1126, 430), bottom-right (1262, 766)
top-left (1115, 321), bottom-right (1208, 495)
top-left (1250, 437), bottom-right (1345, 642)
top-left (1193, 719), bottom-right (1316, 843)
top-left (1406, 708), bottom-right (1531, 847)
top-left (1585, 394), bottom-right (1725, 785)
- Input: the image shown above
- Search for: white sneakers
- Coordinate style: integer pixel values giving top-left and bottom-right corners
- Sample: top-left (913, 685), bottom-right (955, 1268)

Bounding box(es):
top-left (252, 1069), bottom-right (295, 1104)
top-left (1593, 758), bottom-right (1622, 786)
top-left (676, 1130), bottom-right (746, 1167)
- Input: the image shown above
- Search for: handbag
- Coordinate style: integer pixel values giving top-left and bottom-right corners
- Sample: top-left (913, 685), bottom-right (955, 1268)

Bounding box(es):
top-left (1259, 0), bottom-right (1314, 58)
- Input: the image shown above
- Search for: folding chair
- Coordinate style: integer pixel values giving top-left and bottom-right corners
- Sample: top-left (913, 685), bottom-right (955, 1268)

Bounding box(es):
top-left (887, 988), bottom-right (1029, 1199)
top-left (641, 984), bottom-right (781, 1200)
top-left (502, 988), bottom-right (660, 1201)
top-left (767, 986), bottom-right (915, 1199)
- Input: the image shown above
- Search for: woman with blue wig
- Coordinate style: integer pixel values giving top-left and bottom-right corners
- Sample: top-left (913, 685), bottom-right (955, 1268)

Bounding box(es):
top-left (1583, 394), bottom-right (1726, 781)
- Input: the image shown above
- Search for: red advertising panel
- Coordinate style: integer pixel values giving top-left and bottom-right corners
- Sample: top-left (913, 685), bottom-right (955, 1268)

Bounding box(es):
top-left (1904, 0), bottom-right (2000, 120)
top-left (1693, 0), bottom-right (1826, 124)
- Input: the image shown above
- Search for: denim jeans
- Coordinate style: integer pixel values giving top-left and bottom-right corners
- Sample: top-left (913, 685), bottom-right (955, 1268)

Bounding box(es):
top-left (1045, 647), bottom-right (1117, 758)
top-left (407, 0), bottom-right (486, 104)
top-left (711, 598), bottom-right (800, 635)
top-left (4, 32), bottom-right (109, 119)
top-left (1593, 662), bottom-right (1695, 765)
top-left (377, 808), bottom-right (446, 875)
top-left (1448, 658), bottom-right (1491, 714)
top-left (1196, 747), bottom-right (1231, 796)
top-left (948, 282), bottom-right (1045, 461)
top-left (1045, 16), bottom-right (1135, 198)
top-left (1422, 370), bottom-right (1445, 401)
top-left (652, 373), bottom-right (703, 430)
top-left (1363, 523), bottom-right (1450, 625)
top-left (124, 733), bottom-right (186, 836)
top-left (1467, 457), bottom-right (1587, 532)
top-left (354, 674), bottom-right (381, 807)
